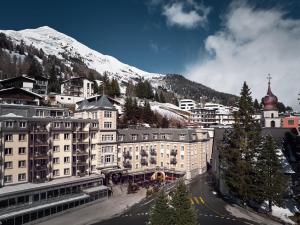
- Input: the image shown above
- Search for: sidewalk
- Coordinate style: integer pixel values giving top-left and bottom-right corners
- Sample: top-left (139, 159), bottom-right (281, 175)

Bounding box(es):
top-left (37, 188), bottom-right (147, 225)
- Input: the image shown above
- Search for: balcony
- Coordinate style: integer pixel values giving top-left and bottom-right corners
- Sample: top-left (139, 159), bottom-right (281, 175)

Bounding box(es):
top-left (150, 149), bottom-right (157, 156)
top-left (123, 161), bottom-right (132, 169)
top-left (34, 164), bottom-right (48, 171)
top-left (31, 151), bottom-right (49, 159)
top-left (30, 139), bottom-right (48, 147)
top-left (73, 149), bottom-right (89, 155)
top-left (150, 157), bottom-right (157, 164)
top-left (170, 158), bottom-right (177, 165)
top-left (140, 149), bottom-right (148, 157)
top-left (141, 158), bottom-right (148, 166)
top-left (76, 160), bottom-right (88, 166)
top-left (123, 152), bottom-right (132, 160)
top-left (170, 149), bottom-right (177, 156)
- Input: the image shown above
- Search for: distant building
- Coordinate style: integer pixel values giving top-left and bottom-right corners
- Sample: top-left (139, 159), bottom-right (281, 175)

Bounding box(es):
top-left (0, 87), bottom-right (43, 106)
top-left (0, 75), bottom-right (48, 96)
top-left (262, 76), bottom-right (281, 128)
top-left (282, 116), bottom-right (299, 129)
top-left (61, 77), bottom-right (94, 99)
top-left (190, 108), bottom-right (217, 127)
top-left (179, 99), bottom-right (196, 111)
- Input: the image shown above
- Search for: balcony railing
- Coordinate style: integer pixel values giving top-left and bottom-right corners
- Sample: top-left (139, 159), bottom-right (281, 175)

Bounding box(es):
top-left (140, 149), bottom-right (148, 157)
top-left (150, 149), bottom-right (157, 156)
top-left (123, 161), bottom-right (132, 169)
top-left (170, 149), bottom-right (177, 156)
top-left (170, 158), bottom-right (177, 165)
top-left (141, 158), bottom-right (148, 166)
top-left (123, 152), bottom-right (132, 160)
top-left (150, 157), bottom-right (157, 164)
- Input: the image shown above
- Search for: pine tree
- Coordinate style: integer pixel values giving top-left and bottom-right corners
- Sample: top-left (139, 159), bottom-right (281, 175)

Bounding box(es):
top-left (159, 91), bottom-right (166, 103)
top-left (48, 65), bottom-right (61, 93)
top-left (171, 180), bottom-right (197, 225)
top-left (256, 135), bottom-right (285, 212)
top-left (149, 190), bottom-right (174, 225)
top-left (154, 92), bottom-right (160, 102)
top-left (253, 99), bottom-right (261, 112)
top-left (27, 56), bottom-right (43, 78)
top-left (93, 82), bottom-right (99, 95)
top-left (123, 97), bottom-right (133, 123)
top-left (161, 116), bottom-right (169, 128)
top-left (220, 82), bottom-right (261, 204)
top-left (143, 101), bottom-right (154, 125)
top-left (126, 81), bottom-right (135, 97)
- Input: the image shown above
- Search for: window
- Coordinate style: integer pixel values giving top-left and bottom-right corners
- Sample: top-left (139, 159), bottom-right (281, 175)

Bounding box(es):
top-left (64, 168), bottom-right (70, 175)
top-left (64, 145), bottom-right (70, 152)
top-left (19, 134), bottom-right (26, 141)
top-left (143, 134), bottom-right (149, 140)
top-left (64, 157), bottom-right (70, 163)
top-left (161, 134), bottom-right (166, 139)
top-left (18, 160), bottom-right (26, 168)
top-left (4, 148), bottom-right (12, 155)
top-left (4, 175), bottom-right (12, 183)
top-left (105, 155), bottom-right (111, 163)
top-left (161, 153), bottom-right (164, 158)
top-left (153, 134), bottom-right (158, 140)
top-left (161, 162), bottom-right (163, 167)
top-left (181, 155), bottom-right (184, 160)
top-left (19, 122), bottom-right (26, 128)
top-left (5, 161), bottom-right (13, 169)
top-left (118, 135), bottom-right (124, 141)
top-left (179, 134), bottom-right (186, 141)
top-left (104, 122), bottom-right (112, 128)
top-left (19, 147), bottom-right (26, 154)
top-left (92, 112), bottom-right (97, 119)
top-left (181, 146), bottom-right (184, 151)
top-left (53, 170), bottom-right (60, 176)
top-left (65, 122), bottom-right (71, 128)
top-left (131, 134), bottom-right (138, 140)
top-left (5, 134), bottom-right (13, 141)
top-left (5, 121), bottom-right (13, 128)
top-left (104, 111), bottom-right (112, 118)
top-left (102, 134), bottom-right (113, 141)
top-left (53, 158), bottom-right (60, 164)
top-left (91, 144), bottom-right (96, 150)
top-left (53, 133), bottom-right (59, 140)
top-left (136, 164), bottom-right (139, 169)
top-left (54, 122), bottom-right (60, 128)
top-left (91, 132), bottom-right (96, 139)
top-left (91, 165), bottom-right (96, 171)
top-left (53, 146), bottom-right (60, 152)
top-left (92, 123), bottom-right (98, 128)
top-left (18, 173), bottom-right (26, 181)
top-left (91, 154), bottom-right (96, 160)
top-left (64, 133), bottom-right (70, 140)
top-left (136, 155), bottom-right (139, 160)
top-left (288, 120), bottom-right (294, 125)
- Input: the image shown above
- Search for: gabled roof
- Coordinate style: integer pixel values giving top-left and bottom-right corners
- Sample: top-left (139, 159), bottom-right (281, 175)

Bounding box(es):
top-left (76, 95), bottom-right (116, 112)
top-left (0, 87), bottom-right (43, 99)
top-left (0, 75), bottom-right (36, 84)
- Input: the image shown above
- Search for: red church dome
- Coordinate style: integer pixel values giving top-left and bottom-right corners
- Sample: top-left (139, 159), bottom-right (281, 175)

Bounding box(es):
top-left (263, 81), bottom-right (278, 111)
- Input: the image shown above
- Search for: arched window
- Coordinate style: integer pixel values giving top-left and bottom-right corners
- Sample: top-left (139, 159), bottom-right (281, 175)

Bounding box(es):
top-left (271, 113), bottom-right (274, 118)
top-left (271, 120), bottom-right (275, 127)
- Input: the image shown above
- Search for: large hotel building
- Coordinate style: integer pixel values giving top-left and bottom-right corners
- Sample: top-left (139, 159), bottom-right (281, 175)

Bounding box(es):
top-left (0, 87), bottom-right (213, 225)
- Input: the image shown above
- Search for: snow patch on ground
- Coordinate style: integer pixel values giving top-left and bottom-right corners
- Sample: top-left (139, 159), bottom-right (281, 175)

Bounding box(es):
top-left (226, 204), bottom-right (282, 225)
top-left (271, 205), bottom-right (296, 224)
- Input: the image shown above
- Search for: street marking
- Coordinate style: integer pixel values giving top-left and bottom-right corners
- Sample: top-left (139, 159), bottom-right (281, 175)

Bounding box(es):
top-left (193, 197), bottom-right (200, 204)
top-left (190, 198), bottom-right (194, 205)
top-left (199, 196), bottom-right (205, 204)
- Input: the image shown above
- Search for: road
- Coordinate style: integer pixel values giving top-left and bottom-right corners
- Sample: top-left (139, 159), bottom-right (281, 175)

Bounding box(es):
top-left (92, 174), bottom-right (260, 225)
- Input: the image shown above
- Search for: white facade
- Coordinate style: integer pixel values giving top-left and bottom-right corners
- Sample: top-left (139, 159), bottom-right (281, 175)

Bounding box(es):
top-left (263, 110), bottom-right (281, 128)
top-left (52, 94), bottom-right (84, 105)
top-left (179, 99), bottom-right (196, 111)
top-left (61, 77), bottom-right (94, 99)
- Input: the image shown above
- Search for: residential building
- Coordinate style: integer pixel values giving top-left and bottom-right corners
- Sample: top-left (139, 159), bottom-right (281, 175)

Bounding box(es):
top-left (61, 77), bottom-right (94, 99)
top-left (179, 99), bottom-right (196, 111)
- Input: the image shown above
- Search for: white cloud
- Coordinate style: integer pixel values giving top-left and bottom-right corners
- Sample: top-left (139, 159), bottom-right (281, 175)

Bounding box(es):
top-left (162, 1), bottom-right (210, 29)
top-left (185, 3), bottom-right (300, 109)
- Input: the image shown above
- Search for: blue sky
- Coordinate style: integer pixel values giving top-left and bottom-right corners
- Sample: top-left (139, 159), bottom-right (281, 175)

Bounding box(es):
top-left (1, 0), bottom-right (300, 108)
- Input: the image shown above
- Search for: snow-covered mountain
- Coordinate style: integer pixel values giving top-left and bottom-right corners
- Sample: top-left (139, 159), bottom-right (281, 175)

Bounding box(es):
top-left (0, 26), bottom-right (164, 84)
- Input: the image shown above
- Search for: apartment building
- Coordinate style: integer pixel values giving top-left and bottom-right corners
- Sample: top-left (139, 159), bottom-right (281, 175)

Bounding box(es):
top-left (179, 99), bottom-right (196, 111)
top-left (118, 128), bottom-right (212, 180)
top-left (61, 76), bottom-right (94, 99)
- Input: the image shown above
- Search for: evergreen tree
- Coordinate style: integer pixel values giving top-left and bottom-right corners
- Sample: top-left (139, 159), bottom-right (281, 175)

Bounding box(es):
top-left (253, 99), bottom-right (261, 112)
top-left (159, 91), bottom-right (166, 103)
top-left (93, 82), bottom-right (99, 95)
top-left (143, 101), bottom-right (154, 124)
top-left (111, 78), bottom-right (120, 97)
top-left (48, 65), bottom-right (61, 93)
top-left (220, 82), bottom-right (261, 204)
top-left (154, 91), bottom-right (160, 102)
top-left (126, 81), bottom-right (135, 97)
top-left (171, 180), bottom-right (197, 225)
top-left (256, 135), bottom-right (285, 212)
top-left (149, 190), bottom-right (174, 225)
top-left (27, 56), bottom-right (43, 78)
top-left (161, 116), bottom-right (169, 128)
top-left (123, 97), bottom-right (133, 123)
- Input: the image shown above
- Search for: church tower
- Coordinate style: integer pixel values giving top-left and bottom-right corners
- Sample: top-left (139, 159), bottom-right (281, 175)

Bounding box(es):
top-left (262, 74), bottom-right (281, 128)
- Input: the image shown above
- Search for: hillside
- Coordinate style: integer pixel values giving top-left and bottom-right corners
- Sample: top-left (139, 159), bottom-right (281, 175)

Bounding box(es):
top-left (0, 26), bottom-right (237, 106)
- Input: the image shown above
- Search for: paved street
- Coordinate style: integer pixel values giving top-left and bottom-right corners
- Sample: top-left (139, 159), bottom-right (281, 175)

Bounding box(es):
top-left (92, 174), bottom-right (265, 225)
